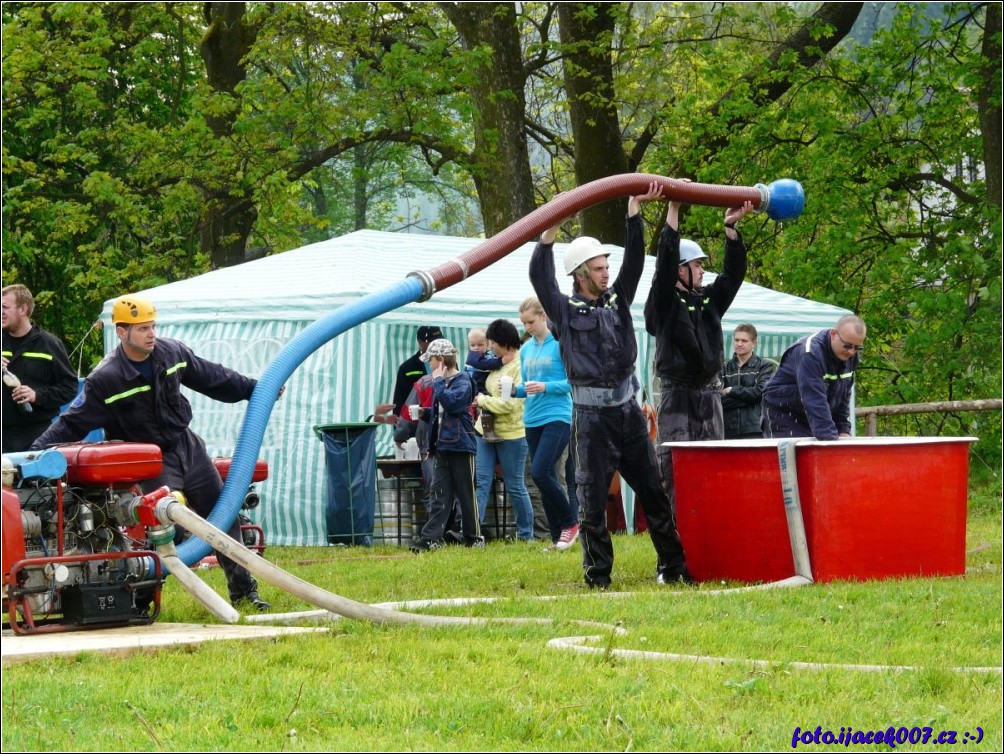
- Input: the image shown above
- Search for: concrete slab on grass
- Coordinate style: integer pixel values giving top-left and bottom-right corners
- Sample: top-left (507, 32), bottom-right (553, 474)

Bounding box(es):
top-left (2, 622), bottom-right (327, 666)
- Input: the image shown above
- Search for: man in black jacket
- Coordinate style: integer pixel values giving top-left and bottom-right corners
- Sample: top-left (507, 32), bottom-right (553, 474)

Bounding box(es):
top-left (644, 193), bottom-right (752, 499)
top-left (32, 293), bottom-right (274, 611)
top-left (392, 325), bottom-right (442, 419)
top-left (720, 324), bottom-right (777, 439)
top-left (530, 182), bottom-right (690, 589)
top-left (2, 284), bottom-right (79, 452)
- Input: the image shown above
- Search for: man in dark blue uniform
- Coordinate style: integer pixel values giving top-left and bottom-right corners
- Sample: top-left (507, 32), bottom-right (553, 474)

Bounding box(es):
top-left (761, 315), bottom-right (866, 440)
top-left (530, 182), bottom-right (690, 589)
top-left (31, 294), bottom-right (273, 611)
top-left (2, 284), bottom-right (79, 452)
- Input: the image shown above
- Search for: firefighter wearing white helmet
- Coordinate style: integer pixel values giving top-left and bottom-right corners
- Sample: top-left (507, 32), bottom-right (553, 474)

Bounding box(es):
top-left (33, 292), bottom-right (282, 612)
top-left (530, 181), bottom-right (691, 589)
top-left (562, 236), bottom-right (606, 276)
top-left (644, 188), bottom-right (754, 509)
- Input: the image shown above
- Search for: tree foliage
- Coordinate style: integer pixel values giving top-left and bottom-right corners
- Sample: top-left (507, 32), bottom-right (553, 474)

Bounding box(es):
top-left (2, 2), bottom-right (999, 455)
top-left (3, 2), bottom-right (209, 360)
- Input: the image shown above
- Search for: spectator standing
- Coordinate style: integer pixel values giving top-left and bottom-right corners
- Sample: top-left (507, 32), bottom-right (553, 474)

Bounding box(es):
top-left (2, 284), bottom-right (79, 452)
top-left (720, 324), bottom-right (777, 439)
top-left (761, 315), bottom-right (866, 440)
top-left (396, 372), bottom-right (464, 543)
top-left (410, 338), bottom-right (483, 551)
top-left (392, 325), bottom-right (442, 419)
top-left (529, 182), bottom-right (691, 588)
top-left (473, 319), bottom-right (535, 541)
top-left (516, 296), bottom-right (578, 551)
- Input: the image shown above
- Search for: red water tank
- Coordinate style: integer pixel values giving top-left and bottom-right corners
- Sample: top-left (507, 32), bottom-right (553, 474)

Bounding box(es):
top-left (56, 442), bottom-right (163, 485)
top-left (669, 437), bottom-right (973, 584)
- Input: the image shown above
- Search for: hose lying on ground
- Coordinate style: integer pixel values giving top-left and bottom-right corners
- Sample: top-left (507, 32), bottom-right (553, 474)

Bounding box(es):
top-left (168, 496), bottom-right (999, 674)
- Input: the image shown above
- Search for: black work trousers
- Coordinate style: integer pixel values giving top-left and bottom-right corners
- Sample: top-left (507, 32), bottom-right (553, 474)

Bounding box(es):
top-left (572, 399), bottom-right (688, 587)
top-left (655, 380), bottom-right (725, 514)
top-left (420, 451), bottom-right (480, 543)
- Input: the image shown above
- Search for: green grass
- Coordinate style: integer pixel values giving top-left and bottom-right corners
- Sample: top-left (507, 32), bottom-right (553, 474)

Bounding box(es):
top-left (3, 479), bottom-right (1001, 752)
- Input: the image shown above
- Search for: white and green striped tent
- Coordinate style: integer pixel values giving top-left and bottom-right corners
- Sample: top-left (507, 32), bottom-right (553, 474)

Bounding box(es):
top-left (101, 229), bottom-right (850, 545)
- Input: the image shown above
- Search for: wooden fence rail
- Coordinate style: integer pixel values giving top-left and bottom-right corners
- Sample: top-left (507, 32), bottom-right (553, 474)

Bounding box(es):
top-left (855, 398), bottom-right (1003, 436)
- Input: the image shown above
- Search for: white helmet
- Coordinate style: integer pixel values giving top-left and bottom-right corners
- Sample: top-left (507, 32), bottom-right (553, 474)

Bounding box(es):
top-left (563, 236), bottom-right (608, 276)
top-left (679, 239), bottom-right (707, 266)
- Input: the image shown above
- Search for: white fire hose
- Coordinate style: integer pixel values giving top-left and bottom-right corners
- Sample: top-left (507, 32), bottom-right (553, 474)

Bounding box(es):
top-left (155, 496), bottom-right (619, 634)
top-left (147, 524), bottom-right (240, 624)
top-left (149, 488), bottom-right (1000, 675)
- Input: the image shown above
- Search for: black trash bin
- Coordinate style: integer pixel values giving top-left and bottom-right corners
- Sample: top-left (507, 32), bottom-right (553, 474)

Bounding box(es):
top-left (314, 422), bottom-right (380, 546)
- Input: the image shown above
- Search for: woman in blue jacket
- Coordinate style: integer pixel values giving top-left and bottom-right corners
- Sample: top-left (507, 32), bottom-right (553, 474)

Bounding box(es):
top-left (516, 297), bottom-right (578, 551)
top-left (411, 338), bottom-right (484, 551)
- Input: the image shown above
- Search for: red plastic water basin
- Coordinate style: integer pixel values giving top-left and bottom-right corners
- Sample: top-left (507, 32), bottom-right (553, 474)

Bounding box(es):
top-left (666, 437), bottom-right (974, 584)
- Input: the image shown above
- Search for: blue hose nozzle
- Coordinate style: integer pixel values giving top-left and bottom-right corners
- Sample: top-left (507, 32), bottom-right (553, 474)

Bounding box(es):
top-left (755, 179), bottom-right (805, 222)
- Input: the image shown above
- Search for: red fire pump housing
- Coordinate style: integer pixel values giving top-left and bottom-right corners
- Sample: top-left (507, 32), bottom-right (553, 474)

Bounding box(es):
top-left (3, 442), bottom-right (165, 635)
top-left (57, 442), bottom-right (164, 485)
top-left (3, 442), bottom-right (270, 634)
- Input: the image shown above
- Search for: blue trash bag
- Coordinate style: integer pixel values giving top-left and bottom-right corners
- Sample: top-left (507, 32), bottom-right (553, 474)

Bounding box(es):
top-left (315, 423), bottom-right (379, 546)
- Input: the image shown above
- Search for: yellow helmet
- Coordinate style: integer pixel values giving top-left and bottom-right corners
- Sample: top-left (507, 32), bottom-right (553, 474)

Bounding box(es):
top-left (111, 295), bottom-right (157, 325)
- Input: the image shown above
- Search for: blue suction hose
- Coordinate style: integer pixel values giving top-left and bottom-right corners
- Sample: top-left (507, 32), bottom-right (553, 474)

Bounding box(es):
top-left (176, 277), bottom-right (424, 565)
top-left (176, 175), bottom-right (804, 566)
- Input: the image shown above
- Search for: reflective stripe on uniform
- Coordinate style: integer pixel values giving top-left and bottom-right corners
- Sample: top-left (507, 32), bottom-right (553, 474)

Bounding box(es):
top-left (165, 361), bottom-right (187, 375)
top-left (105, 385), bottom-right (152, 404)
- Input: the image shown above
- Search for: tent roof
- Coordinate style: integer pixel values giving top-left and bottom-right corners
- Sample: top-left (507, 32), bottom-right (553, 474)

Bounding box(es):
top-left (114, 229), bottom-right (849, 337)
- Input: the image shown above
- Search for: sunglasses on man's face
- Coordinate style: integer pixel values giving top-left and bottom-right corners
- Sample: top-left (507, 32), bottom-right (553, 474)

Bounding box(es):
top-left (835, 333), bottom-right (864, 353)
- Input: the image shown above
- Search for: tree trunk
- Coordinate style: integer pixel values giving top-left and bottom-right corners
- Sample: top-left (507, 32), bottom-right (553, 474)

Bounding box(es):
top-left (978, 2), bottom-right (1001, 213)
top-left (697, 3), bottom-right (864, 163)
top-left (558, 2), bottom-right (628, 245)
top-left (199, 1), bottom-right (260, 268)
top-left (440, 2), bottom-right (536, 236)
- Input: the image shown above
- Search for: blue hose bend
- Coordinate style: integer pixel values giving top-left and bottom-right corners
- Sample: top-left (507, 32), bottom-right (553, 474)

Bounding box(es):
top-left (176, 277), bottom-right (424, 565)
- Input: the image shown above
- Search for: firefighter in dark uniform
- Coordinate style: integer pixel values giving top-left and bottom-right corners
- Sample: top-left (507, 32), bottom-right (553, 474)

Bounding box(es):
top-left (2, 284), bottom-right (79, 452)
top-left (761, 316), bottom-right (866, 440)
top-left (529, 182), bottom-right (691, 589)
top-left (31, 294), bottom-right (274, 611)
top-left (644, 194), bottom-right (753, 496)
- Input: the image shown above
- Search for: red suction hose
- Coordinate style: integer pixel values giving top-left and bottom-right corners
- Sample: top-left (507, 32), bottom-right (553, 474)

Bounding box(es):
top-left (410, 174), bottom-right (786, 298)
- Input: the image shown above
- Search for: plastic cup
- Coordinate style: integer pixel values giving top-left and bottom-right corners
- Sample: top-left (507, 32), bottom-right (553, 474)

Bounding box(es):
top-left (405, 437), bottom-right (420, 460)
top-left (499, 375), bottom-right (513, 400)
top-left (409, 404), bottom-right (421, 421)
